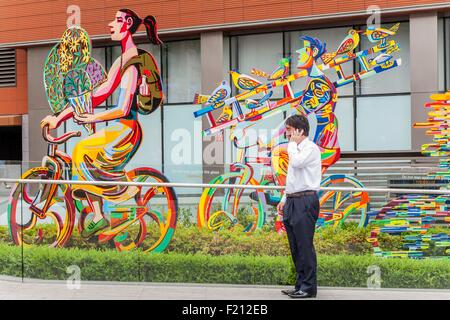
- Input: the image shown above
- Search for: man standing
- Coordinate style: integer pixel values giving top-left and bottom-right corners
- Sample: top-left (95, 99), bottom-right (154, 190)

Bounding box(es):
top-left (277, 114), bottom-right (322, 299)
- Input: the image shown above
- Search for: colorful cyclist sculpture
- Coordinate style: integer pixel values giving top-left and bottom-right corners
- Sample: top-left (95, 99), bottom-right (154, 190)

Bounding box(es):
top-left (194, 24), bottom-right (402, 232)
top-left (8, 10), bottom-right (178, 253)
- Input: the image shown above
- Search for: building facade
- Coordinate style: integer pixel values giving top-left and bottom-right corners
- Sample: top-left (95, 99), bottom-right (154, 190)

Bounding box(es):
top-left (0, 0), bottom-right (449, 190)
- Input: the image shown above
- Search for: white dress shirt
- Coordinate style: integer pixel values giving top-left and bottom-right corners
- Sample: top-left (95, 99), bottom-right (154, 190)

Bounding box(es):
top-left (280, 138), bottom-right (322, 203)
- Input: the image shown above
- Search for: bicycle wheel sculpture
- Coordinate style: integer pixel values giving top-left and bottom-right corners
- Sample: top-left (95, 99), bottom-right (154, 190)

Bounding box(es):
top-left (317, 175), bottom-right (370, 228)
top-left (274, 174), bottom-right (370, 233)
top-left (111, 168), bottom-right (178, 253)
top-left (197, 164), bottom-right (267, 232)
top-left (8, 167), bottom-right (76, 247)
top-left (367, 92), bottom-right (450, 259)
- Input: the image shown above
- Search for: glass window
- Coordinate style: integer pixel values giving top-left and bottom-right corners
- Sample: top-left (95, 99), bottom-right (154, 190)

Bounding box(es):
top-left (237, 33), bottom-right (284, 99)
top-left (359, 22), bottom-right (410, 94)
top-left (56, 123), bottom-right (65, 153)
top-left (356, 95), bottom-right (411, 151)
top-left (223, 128), bottom-right (234, 166)
top-left (163, 104), bottom-right (203, 194)
top-left (334, 97), bottom-right (355, 151)
top-left (108, 46), bottom-right (122, 67)
top-left (111, 45), bottom-right (121, 65)
top-left (91, 47), bottom-right (107, 107)
top-left (290, 27), bottom-right (355, 97)
top-left (91, 47), bottom-right (106, 68)
top-left (443, 18), bottom-right (450, 90)
top-left (64, 117), bottom-right (83, 156)
top-left (167, 40), bottom-right (201, 103)
top-left (438, 18), bottom-right (445, 92)
top-left (223, 36), bottom-right (230, 83)
top-left (128, 109), bottom-right (163, 172)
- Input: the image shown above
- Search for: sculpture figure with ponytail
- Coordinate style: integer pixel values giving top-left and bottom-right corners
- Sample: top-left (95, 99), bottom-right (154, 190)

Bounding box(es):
top-left (40, 9), bottom-right (166, 238)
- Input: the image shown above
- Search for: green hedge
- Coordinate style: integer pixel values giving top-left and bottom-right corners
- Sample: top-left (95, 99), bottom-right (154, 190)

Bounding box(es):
top-left (0, 223), bottom-right (409, 256)
top-left (0, 243), bottom-right (448, 289)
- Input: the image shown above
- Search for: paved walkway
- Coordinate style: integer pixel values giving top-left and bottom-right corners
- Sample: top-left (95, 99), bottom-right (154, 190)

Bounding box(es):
top-left (0, 276), bottom-right (449, 300)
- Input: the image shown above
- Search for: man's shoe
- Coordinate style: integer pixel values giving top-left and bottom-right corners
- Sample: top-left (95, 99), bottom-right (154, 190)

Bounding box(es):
top-left (281, 289), bottom-right (298, 295)
top-left (81, 218), bottom-right (109, 238)
top-left (288, 290), bottom-right (317, 299)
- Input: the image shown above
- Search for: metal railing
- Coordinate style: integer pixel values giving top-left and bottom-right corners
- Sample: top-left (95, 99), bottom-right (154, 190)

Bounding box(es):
top-left (0, 178), bottom-right (449, 195)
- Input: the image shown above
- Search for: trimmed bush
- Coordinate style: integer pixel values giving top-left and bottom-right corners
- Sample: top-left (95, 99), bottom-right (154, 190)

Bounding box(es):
top-left (0, 223), bottom-right (407, 256)
top-left (0, 243), bottom-right (448, 289)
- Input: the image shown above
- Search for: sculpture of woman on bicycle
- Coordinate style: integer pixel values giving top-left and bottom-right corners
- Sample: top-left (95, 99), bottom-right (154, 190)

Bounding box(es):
top-left (40, 9), bottom-right (163, 238)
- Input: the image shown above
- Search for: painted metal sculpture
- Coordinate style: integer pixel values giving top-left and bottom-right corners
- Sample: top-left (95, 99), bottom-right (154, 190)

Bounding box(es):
top-left (8, 10), bottom-right (178, 253)
top-left (367, 92), bottom-right (450, 259)
top-left (194, 24), bottom-right (402, 232)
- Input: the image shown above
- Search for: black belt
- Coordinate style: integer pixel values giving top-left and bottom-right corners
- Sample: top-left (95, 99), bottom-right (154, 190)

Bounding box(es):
top-left (286, 190), bottom-right (317, 198)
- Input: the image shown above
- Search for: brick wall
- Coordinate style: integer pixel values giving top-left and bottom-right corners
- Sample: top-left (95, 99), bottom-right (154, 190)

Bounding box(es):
top-left (0, 0), bottom-right (447, 116)
top-left (0, 49), bottom-right (27, 115)
top-left (0, 0), bottom-right (446, 44)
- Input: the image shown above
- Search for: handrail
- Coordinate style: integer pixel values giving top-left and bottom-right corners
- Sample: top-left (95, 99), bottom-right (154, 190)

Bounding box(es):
top-left (0, 178), bottom-right (449, 195)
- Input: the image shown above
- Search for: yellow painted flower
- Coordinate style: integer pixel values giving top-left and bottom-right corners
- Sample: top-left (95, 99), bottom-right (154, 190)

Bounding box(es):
top-left (61, 34), bottom-right (70, 46)
top-left (82, 47), bottom-right (90, 63)
top-left (80, 32), bottom-right (89, 46)
top-left (65, 53), bottom-right (73, 66)
top-left (59, 56), bottom-right (66, 68)
top-left (69, 37), bottom-right (80, 53)
top-left (60, 62), bottom-right (68, 73)
top-left (58, 45), bottom-right (68, 60)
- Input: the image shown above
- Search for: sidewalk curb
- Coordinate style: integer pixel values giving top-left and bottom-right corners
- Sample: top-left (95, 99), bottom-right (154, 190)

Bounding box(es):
top-left (1, 275), bottom-right (449, 293)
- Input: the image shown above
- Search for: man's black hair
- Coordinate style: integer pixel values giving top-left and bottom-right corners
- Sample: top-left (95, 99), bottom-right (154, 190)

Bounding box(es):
top-left (285, 114), bottom-right (309, 136)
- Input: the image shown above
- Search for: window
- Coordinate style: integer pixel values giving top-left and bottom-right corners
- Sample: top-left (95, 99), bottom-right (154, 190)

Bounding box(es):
top-left (0, 49), bottom-right (16, 87)
top-left (128, 108), bottom-right (163, 172)
top-left (356, 95), bottom-right (411, 151)
top-left (163, 104), bottom-right (203, 194)
top-left (236, 33), bottom-right (284, 98)
top-left (438, 18), bottom-right (445, 92)
top-left (167, 40), bottom-right (201, 103)
top-left (165, 39), bottom-right (202, 193)
top-left (356, 22), bottom-right (411, 151)
top-left (91, 47), bottom-right (107, 107)
top-left (334, 98), bottom-right (355, 151)
top-left (359, 22), bottom-right (410, 95)
top-left (440, 17), bottom-right (450, 92)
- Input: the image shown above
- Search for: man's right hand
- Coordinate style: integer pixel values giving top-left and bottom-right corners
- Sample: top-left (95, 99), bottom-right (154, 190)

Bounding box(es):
top-left (277, 201), bottom-right (285, 215)
top-left (40, 115), bottom-right (59, 129)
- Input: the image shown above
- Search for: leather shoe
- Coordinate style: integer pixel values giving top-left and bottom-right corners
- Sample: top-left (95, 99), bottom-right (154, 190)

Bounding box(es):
top-left (288, 290), bottom-right (317, 299)
top-left (281, 288), bottom-right (298, 295)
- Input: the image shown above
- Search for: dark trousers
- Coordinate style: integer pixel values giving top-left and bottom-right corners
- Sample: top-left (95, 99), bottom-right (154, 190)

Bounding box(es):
top-left (283, 193), bottom-right (320, 294)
